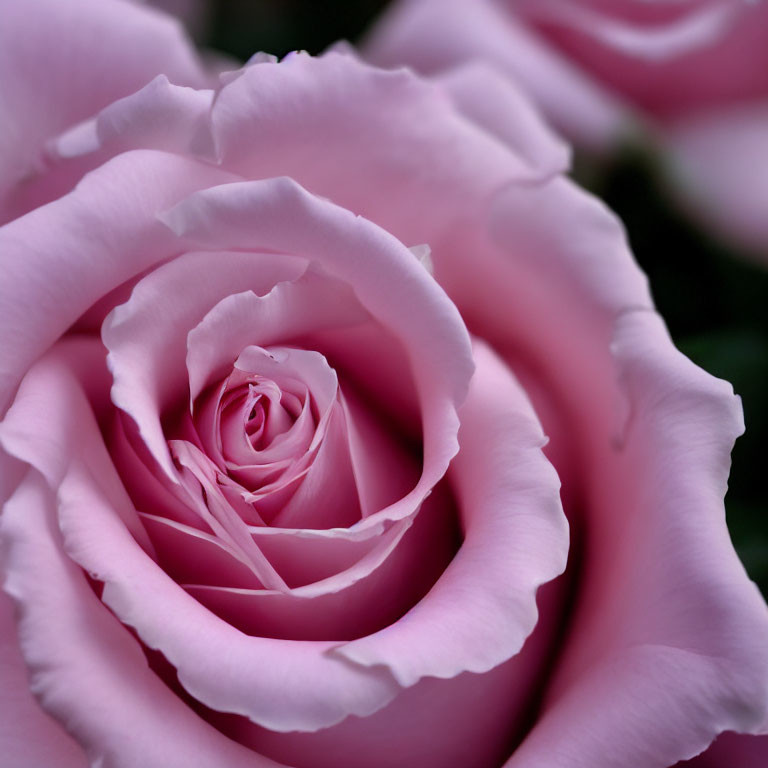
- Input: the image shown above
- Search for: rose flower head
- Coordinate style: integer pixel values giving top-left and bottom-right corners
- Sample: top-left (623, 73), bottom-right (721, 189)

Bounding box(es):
top-left (1, 1), bottom-right (768, 767)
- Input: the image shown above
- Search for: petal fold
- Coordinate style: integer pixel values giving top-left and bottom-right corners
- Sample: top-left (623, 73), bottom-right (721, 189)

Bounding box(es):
top-left (333, 341), bottom-right (568, 685)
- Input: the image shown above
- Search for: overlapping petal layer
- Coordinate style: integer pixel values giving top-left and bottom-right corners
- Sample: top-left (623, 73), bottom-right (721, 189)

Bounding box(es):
top-left (0, 0), bottom-right (209, 221)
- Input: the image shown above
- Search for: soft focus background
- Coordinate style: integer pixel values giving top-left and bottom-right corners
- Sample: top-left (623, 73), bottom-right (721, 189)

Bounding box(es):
top-left (175, 0), bottom-right (768, 596)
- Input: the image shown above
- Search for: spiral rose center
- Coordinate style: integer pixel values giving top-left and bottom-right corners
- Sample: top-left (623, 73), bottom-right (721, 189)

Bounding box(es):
top-left (159, 343), bottom-right (362, 532)
top-left (218, 373), bottom-right (314, 463)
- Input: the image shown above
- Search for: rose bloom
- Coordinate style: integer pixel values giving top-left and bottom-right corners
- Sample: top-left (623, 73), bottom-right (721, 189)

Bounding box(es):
top-left (2, 1), bottom-right (768, 767)
top-left (367, 0), bottom-right (768, 256)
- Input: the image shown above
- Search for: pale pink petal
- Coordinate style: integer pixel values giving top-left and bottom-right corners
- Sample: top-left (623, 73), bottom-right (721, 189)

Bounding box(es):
top-left (209, 50), bottom-right (527, 243)
top-left (0, 0), bottom-right (208, 220)
top-left (267, 403), bottom-right (361, 530)
top-left (0, 590), bottom-right (87, 768)
top-left (0, 150), bottom-right (236, 415)
top-left (160, 176), bottom-right (474, 536)
top-left (0, 339), bottom-right (154, 557)
top-left (139, 512), bottom-right (265, 588)
top-left (1, 472), bottom-right (287, 768)
top-left (50, 75), bottom-right (214, 162)
top-left (432, 176), bottom-right (651, 496)
top-left (435, 62), bottom-right (571, 177)
top-left (322, 41), bottom-right (562, 181)
top-left (332, 340), bottom-right (568, 685)
top-left (420, 171), bottom-right (768, 763)
top-left (14, 75), bottom-right (216, 219)
top-left (63, 473), bottom-right (401, 732)
top-left (167, 439), bottom-right (289, 591)
top-left (520, 0), bottom-right (749, 62)
top-left (108, 411), bottom-right (206, 529)
top-left (247, 526), bottom-right (406, 589)
top-left (366, 0), bottom-right (631, 149)
top-left (665, 105), bottom-right (768, 256)
top-left (230, 580), bottom-right (567, 768)
top-left (103, 250), bottom-right (304, 478)
top-left (340, 385), bottom-right (420, 518)
top-left (186, 268), bottom-right (369, 403)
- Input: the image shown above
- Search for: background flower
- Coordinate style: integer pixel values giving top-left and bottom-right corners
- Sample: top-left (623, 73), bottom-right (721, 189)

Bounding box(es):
top-left (366, 0), bottom-right (768, 259)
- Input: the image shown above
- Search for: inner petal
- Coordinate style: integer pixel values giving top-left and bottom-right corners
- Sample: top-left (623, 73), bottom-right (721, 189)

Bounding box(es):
top-left (181, 345), bottom-right (362, 531)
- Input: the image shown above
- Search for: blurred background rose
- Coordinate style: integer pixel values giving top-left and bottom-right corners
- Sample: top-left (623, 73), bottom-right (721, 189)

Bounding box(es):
top-left (367, 0), bottom-right (768, 257)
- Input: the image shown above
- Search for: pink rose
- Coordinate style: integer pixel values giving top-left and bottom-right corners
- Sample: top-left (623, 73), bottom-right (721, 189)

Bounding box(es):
top-left (367, 0), bottom-right (768, 255)
top-left (2, 3), bottom-right (768, 767)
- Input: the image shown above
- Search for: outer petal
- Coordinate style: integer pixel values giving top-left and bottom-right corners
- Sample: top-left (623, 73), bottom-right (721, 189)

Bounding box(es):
top-left (425, 170), bottom-right (768, 765)
top-left (434, 62), bottom-right (571, 178)
top-left (0, 590), bottom-right (87, 768)
top-left (506, 313), bottom-right (768, 768)
top-left (664, 105), bottom-right (768, 257)
top-left (230, 579), bottom-right (568, 768)
top-left (209, 50), bottom-right (532, 244)
top-left (518, 0), bottom-right (749, 62)
top-left (0, 150), bottom-right (237, 414)
top-left (10, 76), bottom-right (216, 220)
top-left (1, 472), bottom-right (286, 768)
top-left (366, 0), bottom-right (631, 149)
top-left (332, 341), bottom-right (569, 686)
top-left (0, 0), bottom-right (208, 220)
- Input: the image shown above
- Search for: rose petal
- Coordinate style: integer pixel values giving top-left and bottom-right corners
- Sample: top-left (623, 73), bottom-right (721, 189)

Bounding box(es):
top-left (0, 150), bottom-right (237, 415)
top-left (108, 411), bottom-right (205, 530)
top-left (209, 50), bottom-right (527, 242)
top-left (183, 484), bottom-right (456, 640)
top-left (0, 340), bottom-right (154, 557)
top-left (64, 476), bottom-right (402, 732)
top-left (514, 310), bottom-right (768, 765)
top-left (186, 268), bottom-right (370, 404)
top-left (683, 731), bottom-right (768, 767)
top-left (267, 402), bottom-right (361, 530)
top-left (435, 62), bottom-right (571, 178)
top-left (103, 250), bottom-right (305, 478)
top-left (366, 0), bottom-right (630, 149)
top-left (232, 580), bottom-right (566, 768)
top-left (340, 385), bottom-right (420, 518)
top-left (49, 75), bottom-right (214, 163)
top-left (1, 472), bottom-right (287, 768)
top-left (332, 340), bottom-right (568, 685)
top-left (520, 0), bottom-right (747, 62)
top-left (139, 512), bottom-right (265, 589)
top-left (447, 177), bottom-right (768, 764)
top-left (0, 590), bottom-right (87, 768)
top-left (516, 0), bottom-right (768, 119)
top-left (410, 168), bottom-right (768, 763)
top-left (0, 0), bottom-right (208, 220)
